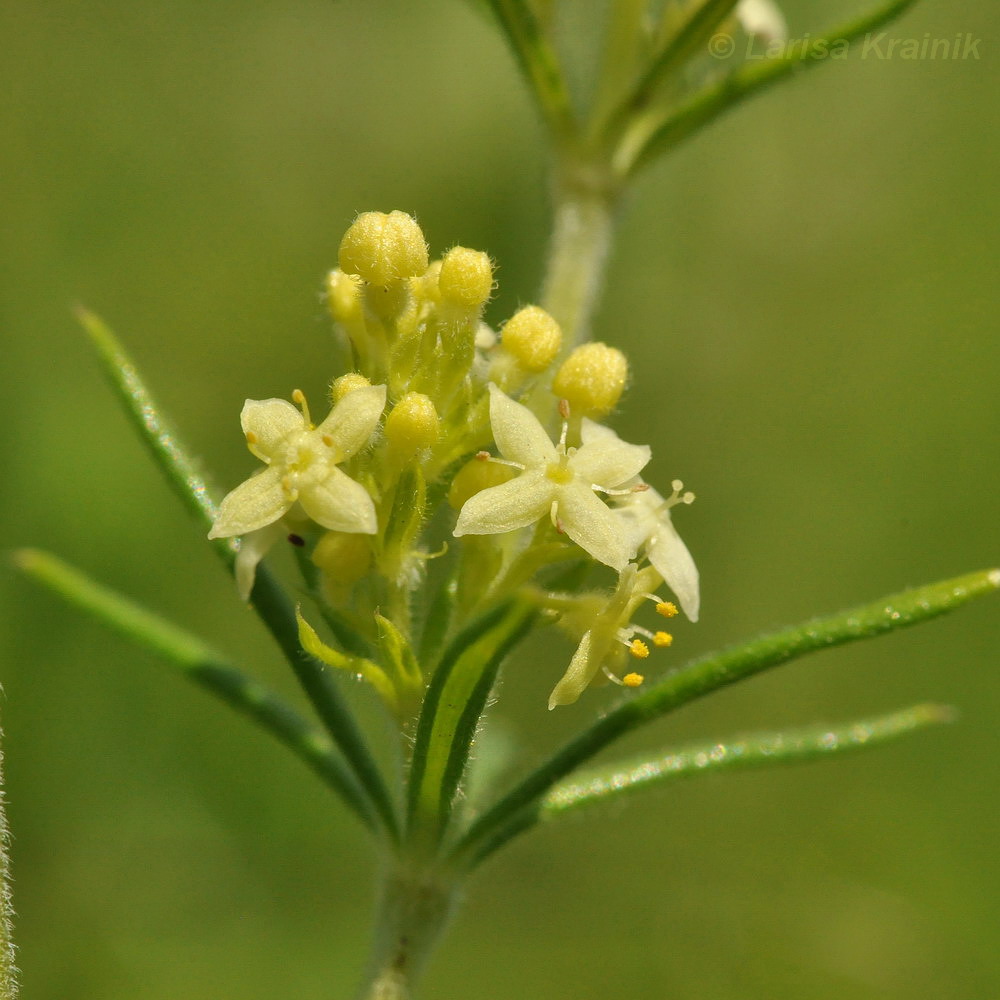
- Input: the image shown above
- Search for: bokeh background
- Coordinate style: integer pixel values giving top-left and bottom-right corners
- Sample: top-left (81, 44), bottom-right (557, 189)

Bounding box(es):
top-left (2, 0), bottom-right (997, 997)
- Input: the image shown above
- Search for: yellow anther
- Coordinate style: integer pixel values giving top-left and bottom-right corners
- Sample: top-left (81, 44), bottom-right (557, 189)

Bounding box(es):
top-left (656, 601), bottom-right (679, 618)
top-left (629, 639), bottom-right (650, 659)
top-left (653, 631), bottom-right (673, 648)
top-left (622, 672), bottom-right (645, 688)
top-left (321, 434), bottom-right (334, 447)
top-left (244, 431), bottom-right (258, 445)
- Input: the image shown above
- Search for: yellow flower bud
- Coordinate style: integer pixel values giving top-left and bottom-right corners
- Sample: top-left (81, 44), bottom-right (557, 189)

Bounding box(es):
top-left (331, 372), bottom-right (372, 402)
top-left (338, 210), bottom-right (429, 287)
top-left (438, 247), bottom-right (494, 309)
top-left (385, 392), bottom-right (439, 456)
top-left (501, 306), bottom-right (562, 373)
top-left (311, 531), bottom-right (372, 587)
top-left (552, 342), bottom-right (629, 417)
top-left (325, 269), bottom-right (363, 325)
top-left (447, 456), bottom-right (518, 511)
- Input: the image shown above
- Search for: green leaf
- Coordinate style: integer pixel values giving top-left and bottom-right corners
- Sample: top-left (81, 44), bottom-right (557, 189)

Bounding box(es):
top-left (542, 703), bottom-right (955, 820)
top-left (406, 598), bottom-right (536, 844)
top-left (78, 314), bottom-right (397, 839)
top-left (478, 0), bottom-right (576, 140)
top-left (13, 549), bottom-right (381, 832)
top-left (454, 568), bottom-right (999, 866)
top-left (617, 0), bottom-right (920, 177)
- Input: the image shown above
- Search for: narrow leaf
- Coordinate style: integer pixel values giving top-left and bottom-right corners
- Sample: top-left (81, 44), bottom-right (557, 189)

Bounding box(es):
top-left (13, 549), bottom-right (381, 831)
top-left (407, 599), bottom-right (536, 842)
top-left (0, 724), bottom-right (18, 1000)
top-left (619, 0), bottom-right (920, 177)
top-left (543, 703), bottom-right (955, 820)
top-left (455, 568), bottom-right (999, 866)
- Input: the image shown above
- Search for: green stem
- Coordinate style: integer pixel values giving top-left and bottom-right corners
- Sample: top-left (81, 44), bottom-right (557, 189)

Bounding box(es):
top-left (454, 568), bottom-right (1000, 867)
top-left (356, 860), bottom-right (460, 1000)
top-left (0, 725), bottom-right (18, 1000)
top-left (540, 165), bottom-right (619, 350)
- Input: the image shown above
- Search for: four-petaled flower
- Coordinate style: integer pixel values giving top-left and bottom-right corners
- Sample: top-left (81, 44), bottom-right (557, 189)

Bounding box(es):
top-left (453, 385), bottom-right (650, 571)
top-left (614, 481), bottom-right (700, 622)
top-left (209, 384), bottom-right (386, 543)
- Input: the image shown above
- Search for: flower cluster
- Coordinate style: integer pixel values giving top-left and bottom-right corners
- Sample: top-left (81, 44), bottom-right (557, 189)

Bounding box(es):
top-left (209, 211), bottom-right (698, 708)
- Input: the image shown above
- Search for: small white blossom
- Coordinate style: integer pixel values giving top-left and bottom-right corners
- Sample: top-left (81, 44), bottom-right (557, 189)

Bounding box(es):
top-left (736, 0), bottom-right (787, 42)
top-left (615, 480), bottom-right (699, 622)
top-left (209, 384), bottom-right (386, 544)
top-left (548, 564), bottom-right (672, 709)
top-left (453, 385), bottom-right (650, 571)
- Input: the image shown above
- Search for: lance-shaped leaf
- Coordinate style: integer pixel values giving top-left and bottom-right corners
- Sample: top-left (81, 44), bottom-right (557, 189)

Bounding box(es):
top-left (78, 311), bottom-right (396, 838)
top-left (453, 568), bottom-right (999, 867)
top-left (407, 598), bottom-right (536, 842)
top-left (617, 0), bottom-right (920, 178)
top-left (14, 549), bottom-right (381, 832)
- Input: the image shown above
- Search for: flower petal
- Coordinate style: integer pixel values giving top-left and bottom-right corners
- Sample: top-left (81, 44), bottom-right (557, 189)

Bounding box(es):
top-left (208, 466), bottom-right (290, 538)
top-left (555, 483), bottom-right (632, 571)
top-left (570, 435), bottom-right (651, 488)
top-left (547, 631), bottom-right (599, 709)
top-left (315, 384), bottom-right (387, 461)
top-left (240, 399), bottom-right (304, 460)
top-left (488, 384), bottom-right (557, 467)
top-left (454, 469), bottom-right (554, 536)
top-left (234, 521), bottom-right (285, 601)
top-left (299, 467), bottom-right (377, 534)
top-left (649, 517), bottom-right (700, 622)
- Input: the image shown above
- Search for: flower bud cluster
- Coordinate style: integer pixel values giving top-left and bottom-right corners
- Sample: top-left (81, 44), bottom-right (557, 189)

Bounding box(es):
top-left (209, 210), bottom-right (698, 711)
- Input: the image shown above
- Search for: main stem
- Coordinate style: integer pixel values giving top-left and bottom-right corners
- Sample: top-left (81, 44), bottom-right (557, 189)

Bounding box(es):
top-left (356, 858), bottom-right (460, 1000)
top-left (540, 154), bottom-right (620, 350)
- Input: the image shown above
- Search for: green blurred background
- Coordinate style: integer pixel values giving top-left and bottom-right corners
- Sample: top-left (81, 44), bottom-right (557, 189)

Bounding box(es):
top-left (2, 0), bottom-right (997, 996)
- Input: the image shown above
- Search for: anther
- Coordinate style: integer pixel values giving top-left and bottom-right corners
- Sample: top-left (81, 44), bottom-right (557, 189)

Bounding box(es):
top-left (287, 533), bottom-right (305, 547)
top-left (656, 601), bottom-right (679, 618)
top-left (622, 672), bottom-right (644, 688)
top-left (652, 631), bottom-right (673, 647)
top-left (628, 639), bottom-right (650, 659)
top-left (245, 431), bottom-right (258, 445)
top-left (558, 398), bottom-right (571, 420)
top-left (291, 388), bottom-right (312, 427)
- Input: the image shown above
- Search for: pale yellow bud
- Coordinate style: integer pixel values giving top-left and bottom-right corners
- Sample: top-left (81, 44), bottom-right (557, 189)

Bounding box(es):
top-left (311, 531), bottom-right (372, 587)
top-left (501, 306), bottom-right (562, 373)
top-left (384, 392), bottom-right (439, 456)
top-left (448, 456), bottom-right (518, 511)
top-left (438, 247), bottom-right (494, 309)
top-left (325, 269), bottom-right (363, 324)
top-left (331, 372), bottom-right (372, 402)
top-left (552, 342), bottom-right (629, 417)
top-left (338, 211), bottom-right (429, 287)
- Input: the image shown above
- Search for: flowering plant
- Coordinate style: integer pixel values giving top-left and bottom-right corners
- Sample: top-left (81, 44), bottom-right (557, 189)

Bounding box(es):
top-left (11, 1), bottom-right (997, 998)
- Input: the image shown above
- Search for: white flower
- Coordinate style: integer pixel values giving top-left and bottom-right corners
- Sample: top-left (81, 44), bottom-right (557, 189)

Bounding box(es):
top-left (208, 385), bottom-right (386, 543)
top-left (453, 385), bottom-right (650, 571)
top-left (736, 0), bottom-right (787, 42)
top-left (548, 564), bottom-right (673, 709)
top-left (614, 480), bottom-right (700, 622)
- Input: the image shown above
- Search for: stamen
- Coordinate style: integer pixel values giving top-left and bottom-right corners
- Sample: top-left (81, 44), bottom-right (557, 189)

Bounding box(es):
top-left (558, 398), bottom-right (571, 420)
top-left (245, 431), bottom-right (258, 445)
top-left (476, 450), bottom-right (525, 471)
top-left (291, 388), bottom-right (313, 428)
top-left (550, 500), bottom-right (564, 533)
top-left (656, 601), bottom-right (679, 618)
top-left (287, 533), bottom-right (305, 547)
top-left (652, 631), bottom-right (673, 647)
top-left (321, 434), bottom-right (334, 447)
top-left (622, 672), bottom-right (644, 688)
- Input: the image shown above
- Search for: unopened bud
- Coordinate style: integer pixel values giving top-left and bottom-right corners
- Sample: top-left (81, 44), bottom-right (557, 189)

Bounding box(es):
top-left (311, 531), bottom-right (372, 587)
top-left (552, 342), bottom-right (628, 417)
top-left (438, 247), bottom-right (494, 309)
top-left (331, 372), bottom-right (372, 402)
top-left (501, 306), bottom-right (562, 373)
top-left (448, 457), bottom-right (518, 511)
top-left (385, 392), bottom-right (439, 456)
top-left (338, 211), bottom-right (429, 287)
